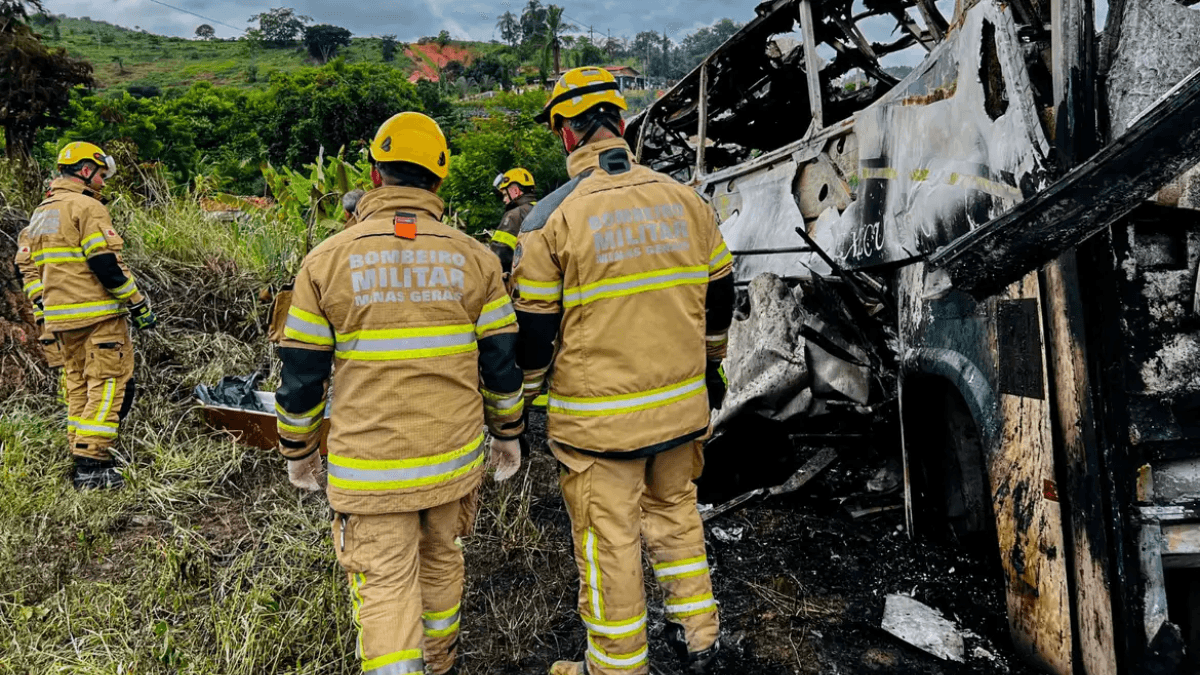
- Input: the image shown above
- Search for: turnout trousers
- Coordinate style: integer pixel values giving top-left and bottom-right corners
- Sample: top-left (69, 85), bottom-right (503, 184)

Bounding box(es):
top-left (56, 315), bottom-right (135, 461)
top-left (333, 489), bottom-right (478, 675)
top-left (554, 439), bottom-right (720, 675)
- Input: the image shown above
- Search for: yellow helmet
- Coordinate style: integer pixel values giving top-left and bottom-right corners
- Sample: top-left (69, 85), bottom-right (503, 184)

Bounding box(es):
top-left (369, 112), bottom-right (450, 179)
top-left (57, 141), bottom-right (117, 178)
top-left (535, 67), bottom-right (628, 127)
top-left (493, 168), bottom-right (535, 193)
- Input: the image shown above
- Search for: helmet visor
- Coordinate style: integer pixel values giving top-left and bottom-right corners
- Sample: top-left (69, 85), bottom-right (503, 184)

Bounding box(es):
top-left (101, 154), bottom-right (117, 179)
top-left (493, 173), bottom-right (507, 190)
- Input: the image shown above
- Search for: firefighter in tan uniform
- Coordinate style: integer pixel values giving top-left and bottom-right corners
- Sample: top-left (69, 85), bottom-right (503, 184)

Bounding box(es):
top-left (275, 112), bottom-right (525, 675)
top-left (15, 224), bottom-right (66, 378)
top-left (488, 168), bottom-right (537, 278)
top-left (17, 142), bottom-right (157, 490)
top-left (513, 68), bottom-right (735, 675)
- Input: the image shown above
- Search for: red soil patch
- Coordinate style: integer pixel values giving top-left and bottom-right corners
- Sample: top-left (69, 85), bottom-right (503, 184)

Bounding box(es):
top-left (404, 43), bottom-right (477, 83)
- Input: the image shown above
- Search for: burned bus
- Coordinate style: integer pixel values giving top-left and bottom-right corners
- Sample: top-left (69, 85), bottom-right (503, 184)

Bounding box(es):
top-left (628, 0), bottom-right (1200, 671)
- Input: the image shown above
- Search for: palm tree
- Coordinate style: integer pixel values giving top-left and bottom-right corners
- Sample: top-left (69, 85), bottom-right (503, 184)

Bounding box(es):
top-left (496, 11), bottom-right (519, 47)
top-left (541, 5), bottom-right (575, 77)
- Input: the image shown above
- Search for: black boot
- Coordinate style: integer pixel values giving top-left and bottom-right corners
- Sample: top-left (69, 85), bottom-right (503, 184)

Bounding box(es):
top-left (72, 457), bottom-right (125, 490)
top-left (664, 622), bottom-right (721, 674)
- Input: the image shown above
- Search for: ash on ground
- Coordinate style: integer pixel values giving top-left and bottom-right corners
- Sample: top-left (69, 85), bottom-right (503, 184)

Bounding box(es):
top-left (464, 411), bottom-right (1041, 675)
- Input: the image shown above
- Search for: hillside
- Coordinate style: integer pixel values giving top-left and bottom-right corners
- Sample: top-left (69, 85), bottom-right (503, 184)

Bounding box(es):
top-left (32, 15), bottom-right (497, 92)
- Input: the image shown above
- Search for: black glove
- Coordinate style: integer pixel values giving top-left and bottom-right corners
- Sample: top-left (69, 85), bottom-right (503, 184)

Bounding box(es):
top-left (128, 300), bottom-right (158, 331)
top-left (705, 360), bottom-right (727, 411)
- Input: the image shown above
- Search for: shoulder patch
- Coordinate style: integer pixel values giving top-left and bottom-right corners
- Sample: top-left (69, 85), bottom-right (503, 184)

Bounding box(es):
top-left (520, 169), bottom-right (595, 234)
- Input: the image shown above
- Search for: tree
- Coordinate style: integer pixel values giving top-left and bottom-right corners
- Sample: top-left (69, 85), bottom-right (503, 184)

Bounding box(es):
top-left (436, 29), bottom-right (450, 46)
top-left (260, 61), bottom-right (425, 167)
top-left (496, 11), bottom-right (519, 48)
top-left (519, 0), bottom-right (546, 45)
top-left (678, 19), bottom-right (742, 72)
top-left (572, 37), bottom-right (605, 67)
top-left (303, 23), bottom-right (351, 63)
top-left (248, 7), bottom-right (311, 48)
top-left (0, 0), bottom-right (94, 158)
top-left (540, 5), bottom-right (574, 77)
top-left (380, 34), bottom-right (397, 62)
top-left (194, 23), bottom-right (214, 40)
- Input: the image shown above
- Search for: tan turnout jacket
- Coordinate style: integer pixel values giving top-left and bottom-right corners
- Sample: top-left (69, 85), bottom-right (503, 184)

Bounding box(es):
top-left (512, 138), bottom-right (734, 454)
top-left (276, 187), bottom-right (524, 514)
top-left (19, 179), bottom-right (144, 333)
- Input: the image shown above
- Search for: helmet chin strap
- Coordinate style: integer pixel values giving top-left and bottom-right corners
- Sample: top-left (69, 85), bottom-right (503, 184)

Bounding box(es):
top-left (561, 118), bottom-right (626, 154)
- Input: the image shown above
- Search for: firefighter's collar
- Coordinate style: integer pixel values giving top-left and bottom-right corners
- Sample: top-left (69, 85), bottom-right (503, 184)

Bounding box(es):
top-left (355, 186), bottom-right (445, 223)
top-left (48, 177), bottom-right (103, 201)
top-left (567, 137), bottom-right (633, 178)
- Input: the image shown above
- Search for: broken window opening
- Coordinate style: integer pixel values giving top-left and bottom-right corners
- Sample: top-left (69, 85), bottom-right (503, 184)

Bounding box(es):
top-left (980, 20), bottom-right (1010, 121)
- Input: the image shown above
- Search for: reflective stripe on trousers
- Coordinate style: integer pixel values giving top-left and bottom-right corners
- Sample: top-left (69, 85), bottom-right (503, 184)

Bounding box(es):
top-left (665, 592), bottom-right (717, 619)
top-left (652, 554), bottom-right (710, 582)
top-left (422, 603), bottom-right (461, 638)
top-left (363, 649), bottom-right (425, 675)
top-left (327, 433), bottom-right (485, 491)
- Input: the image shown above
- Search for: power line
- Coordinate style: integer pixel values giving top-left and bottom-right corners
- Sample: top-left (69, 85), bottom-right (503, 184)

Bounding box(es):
top-left (146, 0), bottom-right (244, 34)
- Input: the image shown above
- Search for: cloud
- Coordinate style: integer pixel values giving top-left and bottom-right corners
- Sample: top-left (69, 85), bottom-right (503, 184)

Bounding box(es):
top-left (43, 0), bottom-right (767, 41)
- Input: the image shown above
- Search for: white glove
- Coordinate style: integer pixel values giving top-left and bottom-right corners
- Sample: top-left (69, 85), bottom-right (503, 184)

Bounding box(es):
top-left (489, 437), bottom-right (521, 482)
top-left (287, 452), bottom-right (326, 492)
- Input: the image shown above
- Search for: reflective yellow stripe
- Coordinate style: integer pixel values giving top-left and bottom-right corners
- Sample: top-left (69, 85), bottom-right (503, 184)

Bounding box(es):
top-left (69, 416), bottom-right (119, 438)
top-left (709, 243), bottom-right (733, 271)
top-left (335, 324), bottom-right (477, 362)
top-left (327, 433), bottom-right (485, 491)
top-left (587, 636), bottom-right (648, 670)
top-left (583, 612), bottom-right (646, 639)
top-left (44, 299), bottom-right (123, 321)
top-left (490, 230), bottom-right (519, 250)
top-left (482, 389), bottom-right (524, 416)
top-left (109, 277), bottom-right (138, 300)
top-left (665, 592), bottom-right (717, 618)
top-left (23, 279), bottom-right (43, 297)
top-left (95, 378), bottom-right (116, 422)
top-left (476, 296), bottom-right (516, 336)
top-left (275, 399), bottom-right (326, 433)
top-left (82, 232), bottom-right (107, 255)
top-left (32, 247), bottom-right (86, 266)
top-left (284, 306), bottom-right (333, 347)
top-left (422, 603), bottom-right (461, 638)
top-left (562, 265), bottom-right (708, 308)
top-left (584, 528), bottom-right (604, 620)
top-left (362, 648), bottom-right (424, 675)
top-left (350, 572), bottom-right (366, 660)
top-left (515, 277), bottom-right (563, 302)
top-left (549, 375), bottom-right (705, 417)
top-left (653, 554), bottom-right (710, 582)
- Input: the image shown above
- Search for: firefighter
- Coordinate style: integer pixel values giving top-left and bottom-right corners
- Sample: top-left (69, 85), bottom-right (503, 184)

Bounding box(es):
top-left (275, 111), bottom-right (525, 675)
top-left (14, 223), bottom-right (66, 391)
top-left (488, 168), bottom-right (537, 279)
top-left (512, 67), bottom-right (735, 675)
top-left (17, 142), bottom-right (157, 490)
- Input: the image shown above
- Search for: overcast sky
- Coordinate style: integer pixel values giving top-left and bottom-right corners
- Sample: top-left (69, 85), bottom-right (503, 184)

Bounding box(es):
top-left (43, 0), bottom-right (768, 42)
